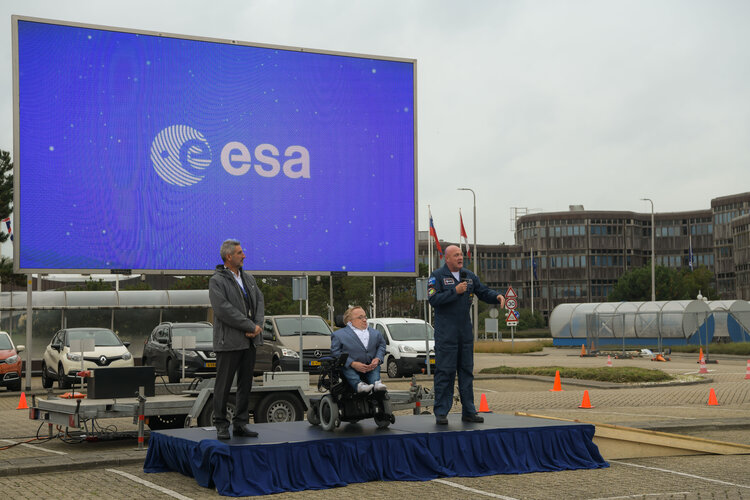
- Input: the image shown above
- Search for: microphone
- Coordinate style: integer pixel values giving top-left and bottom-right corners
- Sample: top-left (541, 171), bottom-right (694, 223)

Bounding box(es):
top-left (459, 270), bottom-right (467, 281)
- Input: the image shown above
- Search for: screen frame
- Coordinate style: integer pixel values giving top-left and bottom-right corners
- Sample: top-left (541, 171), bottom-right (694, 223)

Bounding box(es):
top-left (12, 15), bottom-right (418, 277)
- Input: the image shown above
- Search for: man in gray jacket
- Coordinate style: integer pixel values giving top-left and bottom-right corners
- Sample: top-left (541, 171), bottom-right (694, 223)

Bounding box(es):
top-left (209, 239), bottom-right (264, 439)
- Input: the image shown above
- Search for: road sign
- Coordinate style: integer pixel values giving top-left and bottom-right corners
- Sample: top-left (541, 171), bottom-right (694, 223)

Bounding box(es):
top-left (505, 286), bottom-right (517, 299)
top-left (506, 298), bottom-right (517, 310)
top-left (505, 310), bottom-right (518, 325)
top-left (489, 307), bottom-right (499, 319)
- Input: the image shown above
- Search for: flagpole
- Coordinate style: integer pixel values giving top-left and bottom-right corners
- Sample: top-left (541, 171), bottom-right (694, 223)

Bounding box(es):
top-left (531, 247), bottom-right (534, 316)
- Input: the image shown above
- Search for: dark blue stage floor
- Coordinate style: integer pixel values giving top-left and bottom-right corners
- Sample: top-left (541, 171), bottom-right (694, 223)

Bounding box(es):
top-left (144, 413), bottom-right (608, 497)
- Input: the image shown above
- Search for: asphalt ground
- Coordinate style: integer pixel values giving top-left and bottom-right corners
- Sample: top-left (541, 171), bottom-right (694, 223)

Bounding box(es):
top-left (0, 348), bottom-right (749, 499)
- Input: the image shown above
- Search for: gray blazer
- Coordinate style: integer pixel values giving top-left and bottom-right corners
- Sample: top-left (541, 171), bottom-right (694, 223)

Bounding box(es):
top-left (331, 325), bottom-right (386, 368)
top-left (209, 265), bottom-right (265, 351)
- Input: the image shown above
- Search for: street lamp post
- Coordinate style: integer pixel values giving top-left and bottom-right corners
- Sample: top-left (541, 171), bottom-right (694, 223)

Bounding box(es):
top-left (641, 198), bottom-right (655, 302)
top-left (458, 187), bottom-right (478, 341)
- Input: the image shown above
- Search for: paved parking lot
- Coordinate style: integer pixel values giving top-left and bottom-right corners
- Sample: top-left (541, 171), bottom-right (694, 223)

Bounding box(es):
top-left (1, 348), bottom-right (749, 499)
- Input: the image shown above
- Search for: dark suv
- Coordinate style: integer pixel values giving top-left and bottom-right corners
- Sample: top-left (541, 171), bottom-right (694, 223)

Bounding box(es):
top-left (142, 322), bottom-right (216, 382)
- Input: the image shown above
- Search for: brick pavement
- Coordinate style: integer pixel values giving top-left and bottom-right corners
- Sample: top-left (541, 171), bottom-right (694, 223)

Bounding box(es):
top-left (0, 348), bottom-right (748, 498)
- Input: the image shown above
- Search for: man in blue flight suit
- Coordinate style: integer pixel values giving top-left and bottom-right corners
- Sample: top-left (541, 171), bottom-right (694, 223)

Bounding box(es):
top-left (428, 245), bottom-right (505, 425)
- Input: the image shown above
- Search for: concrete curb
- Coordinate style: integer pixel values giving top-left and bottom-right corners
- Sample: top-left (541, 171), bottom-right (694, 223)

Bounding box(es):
top-left (0, 450), bottom-right (147, 477)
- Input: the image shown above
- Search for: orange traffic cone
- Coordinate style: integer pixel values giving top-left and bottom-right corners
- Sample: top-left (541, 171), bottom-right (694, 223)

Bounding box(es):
top-left (699, 356), bottom-right (708, 374)
top-left (580, 344), bottom-right (587, 357)
top-left (698, 347), bottom-right (704, 362)
top-left (606, 355), bottom-right (612, 367)
top-left (578, 390), bottom-right (593, 409)
top-left (744, 360), bottom-right (750, 380)
top-left (16, 392), bottom-right (28, 410)
top-left (707, 388), bottom-right (719, 406)
top-left (549, 370), bottom-right (563, 392)
top-left (478, 393), bottom-right (491, 413)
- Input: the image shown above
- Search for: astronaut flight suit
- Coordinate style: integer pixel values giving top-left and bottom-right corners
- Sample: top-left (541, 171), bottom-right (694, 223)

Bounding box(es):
top-left (428, 264), bottom-right (501, 417)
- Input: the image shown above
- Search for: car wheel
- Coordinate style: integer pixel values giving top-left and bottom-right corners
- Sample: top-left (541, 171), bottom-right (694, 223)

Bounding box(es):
top-left (58, 365), bottom-right (70, 390)
top-left (197, 394), bottom-right (236, 427)
top-left (254, 393), bottom-right (304, 423)
top-left (386, 357), bottom-right (401, 378)
top-left (272, 359), bottom-right (282, 372)
top-left (319, 394), bottom-right (339, 431)
top-left (167, 358), bottom-right (181, 383)
top-left (8, 379), bottom-right (21, 392)
top-left (41, 362), bottom-right (53, 389)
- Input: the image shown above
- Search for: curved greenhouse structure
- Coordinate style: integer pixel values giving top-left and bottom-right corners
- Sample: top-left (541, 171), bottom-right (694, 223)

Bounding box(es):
top-left (549, 300), bottom-right (750, 347)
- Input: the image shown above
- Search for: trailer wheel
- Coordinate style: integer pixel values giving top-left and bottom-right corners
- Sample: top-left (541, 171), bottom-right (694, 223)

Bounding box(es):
top-left (147, 414), bottom-right (188, 430)
top-left (319, 394), bottom-right (339, 431)
top-left (197, 395), bottom-right (236, 427)
top-left (254, 393), bottom-right (304, 423)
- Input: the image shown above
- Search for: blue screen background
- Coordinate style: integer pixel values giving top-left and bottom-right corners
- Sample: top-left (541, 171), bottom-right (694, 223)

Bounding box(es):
top-left (17, 20), bottom-right (416, 273)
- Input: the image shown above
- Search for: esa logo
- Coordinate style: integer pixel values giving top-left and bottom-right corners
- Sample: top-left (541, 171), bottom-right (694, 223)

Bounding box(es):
top-left (150, 125), bottom-right (310, 187)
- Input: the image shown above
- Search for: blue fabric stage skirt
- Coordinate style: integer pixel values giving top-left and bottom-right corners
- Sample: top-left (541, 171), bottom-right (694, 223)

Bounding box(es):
top-left (144, 415), bottom-right (608, 497)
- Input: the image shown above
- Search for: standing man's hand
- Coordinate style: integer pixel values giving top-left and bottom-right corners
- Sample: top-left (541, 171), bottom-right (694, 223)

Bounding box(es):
top-left (455, 281), bottom-right (468, 294)
top-left (497, 294), bottom-right (506, 308)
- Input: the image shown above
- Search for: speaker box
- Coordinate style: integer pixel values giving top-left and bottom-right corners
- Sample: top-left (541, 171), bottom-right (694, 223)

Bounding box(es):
top-left (87, 366), bottom-right (155, 399)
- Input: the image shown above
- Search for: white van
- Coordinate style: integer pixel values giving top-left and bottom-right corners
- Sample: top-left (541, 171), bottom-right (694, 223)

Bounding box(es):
top-left (367, 318), bottom-right (435, 378)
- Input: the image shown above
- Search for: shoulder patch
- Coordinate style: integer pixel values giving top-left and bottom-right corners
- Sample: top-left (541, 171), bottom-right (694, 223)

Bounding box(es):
top-left (428, 288), bottom-right (436, 296)
top-left (428, 276), bottom-right (436, 285)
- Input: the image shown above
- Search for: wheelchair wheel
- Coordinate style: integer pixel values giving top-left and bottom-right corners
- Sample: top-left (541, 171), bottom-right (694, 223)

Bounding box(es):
top-left (319, 394), bottom-right (339, 431)
top-left (374, 413), bottom-right (393, 429)
top-left (307, 401), bottom-right (321, 426)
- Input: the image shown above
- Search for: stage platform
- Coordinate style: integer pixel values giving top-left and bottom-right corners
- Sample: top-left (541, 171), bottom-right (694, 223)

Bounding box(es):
top-left (144, 413), bottom-right (608, 497)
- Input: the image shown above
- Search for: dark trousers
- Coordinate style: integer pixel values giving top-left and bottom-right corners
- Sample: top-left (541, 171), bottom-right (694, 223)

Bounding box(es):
top-left (213, 346), bottom-right (256, 429)
top-left (433, 336), bottom-right (476, 417)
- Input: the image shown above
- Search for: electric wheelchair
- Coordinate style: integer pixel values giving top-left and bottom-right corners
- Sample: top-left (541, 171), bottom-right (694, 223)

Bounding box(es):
top-left (307, 352), bottom-right (395, 430)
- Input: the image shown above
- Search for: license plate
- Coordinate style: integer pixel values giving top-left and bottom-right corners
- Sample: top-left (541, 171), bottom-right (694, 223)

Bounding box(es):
top-left (309, 360), bottom-right (321, 366)
top-left (430, 359), bottom-right (435, 364)
top-left (205, 362), bottom-right (216, 368)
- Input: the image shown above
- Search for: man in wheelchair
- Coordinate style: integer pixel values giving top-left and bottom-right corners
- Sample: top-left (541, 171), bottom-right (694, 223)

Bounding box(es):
top-left (331, 306), bottom-right (387, 393)
top-left (308, 306), bottom-right (394, 430)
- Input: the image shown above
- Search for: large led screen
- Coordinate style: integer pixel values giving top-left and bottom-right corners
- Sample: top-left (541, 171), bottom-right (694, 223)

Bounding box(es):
top-left (13, 17), bottom-right (417, 274)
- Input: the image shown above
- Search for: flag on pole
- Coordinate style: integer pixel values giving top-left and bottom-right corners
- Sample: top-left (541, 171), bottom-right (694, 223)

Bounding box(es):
top-left (533, 257), bottom-right (538, 280)
top-left (688, 241), bottom-right (694, 271)
top-left (459, 209), bottom-right (471, 258)
top-left (1, 217), bottom-right (12, 242)
top-left (429, 211), bottom-right (443, 258)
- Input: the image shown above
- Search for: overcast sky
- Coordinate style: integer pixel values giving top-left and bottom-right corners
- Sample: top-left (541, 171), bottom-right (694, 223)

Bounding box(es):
top-left (1, 0), bottom-right (748, 260)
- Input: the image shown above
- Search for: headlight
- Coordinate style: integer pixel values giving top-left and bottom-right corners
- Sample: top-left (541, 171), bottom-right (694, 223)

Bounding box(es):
top-left (176, 350), bottom-right (199, 358)
top-left (5, 355), bottom-right (18, 364)
top-left (281, 348), bottom-right (299, 358)
top-left (66, 352), bottom-right (81, 361)
top-left (399, 345), bottom-right (417, 353)
top-left (122, 352), bottom-right (132, 360)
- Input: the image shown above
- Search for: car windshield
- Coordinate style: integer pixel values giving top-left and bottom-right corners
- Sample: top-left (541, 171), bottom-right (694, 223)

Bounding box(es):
top-left (67, 329), bottom-right (121, 346)
top-left (276, 317), bottom-right (331, 336)
top-left (172, 326), bottom-right (213, 342)
top-left (0, 335), bottom-right (12, 350)
top-left (386, 323), bottom-right (435, 341)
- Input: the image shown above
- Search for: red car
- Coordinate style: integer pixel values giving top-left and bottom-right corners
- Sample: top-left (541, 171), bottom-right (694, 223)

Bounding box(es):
top-left (0, 331), bottom-right (24, 391)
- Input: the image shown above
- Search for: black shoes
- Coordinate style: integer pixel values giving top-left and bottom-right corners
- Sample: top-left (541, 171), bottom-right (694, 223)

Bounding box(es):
top-left (435, 415), bottom-right (449, 425)
top-left (216, 427), bottom-right (230, 440)
top-left (461, 413), bottom-right (484, 423)
top-left (233, 424), bottom-right (259, 437)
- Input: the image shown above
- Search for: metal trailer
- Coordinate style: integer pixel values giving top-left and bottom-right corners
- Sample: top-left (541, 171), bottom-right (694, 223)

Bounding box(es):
top-left (28, 372), bottom-right (312, 447)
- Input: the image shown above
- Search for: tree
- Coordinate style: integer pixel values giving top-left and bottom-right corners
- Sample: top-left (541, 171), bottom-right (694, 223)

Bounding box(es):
top-left (0, 150), bottom-right (12, 243)
top-left (609, 262), bottom-right (717, 301)
top-left (0, 257), bottom-right (25, 288)
top-left (169, 275), bottom-right (209, 290)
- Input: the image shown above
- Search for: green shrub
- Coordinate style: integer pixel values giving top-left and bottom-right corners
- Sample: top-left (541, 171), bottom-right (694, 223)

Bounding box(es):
top-left (479, 365), bottom-right (673, 383)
